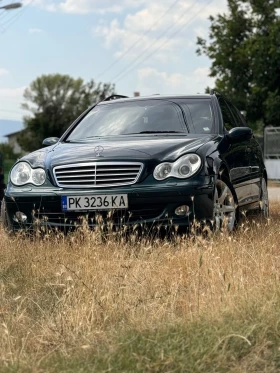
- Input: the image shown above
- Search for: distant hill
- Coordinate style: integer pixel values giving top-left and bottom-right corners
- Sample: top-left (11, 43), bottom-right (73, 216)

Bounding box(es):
top-left (0, 119), bottom-right (24, 143)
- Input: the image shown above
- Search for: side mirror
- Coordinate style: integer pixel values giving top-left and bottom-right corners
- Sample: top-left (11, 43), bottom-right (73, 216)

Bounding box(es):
top-left (42, 137), bottom-right (59, 146)
top-left (227, 127), bottom-right (252, 143)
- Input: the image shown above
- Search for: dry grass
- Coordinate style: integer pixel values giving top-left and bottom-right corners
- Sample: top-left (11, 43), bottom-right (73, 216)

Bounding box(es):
top-left (1, 203), bottom-right (280, 372)
top-left (268, 180), bottom-right (280, 187)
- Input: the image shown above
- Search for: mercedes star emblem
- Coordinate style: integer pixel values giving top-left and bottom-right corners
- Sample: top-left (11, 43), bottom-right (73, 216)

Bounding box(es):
top-left (94, 145), bottom-right (104, 157)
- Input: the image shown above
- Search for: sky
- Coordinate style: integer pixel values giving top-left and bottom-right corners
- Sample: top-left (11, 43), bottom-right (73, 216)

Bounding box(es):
top-left (0, 0), bottom-right (229, 124)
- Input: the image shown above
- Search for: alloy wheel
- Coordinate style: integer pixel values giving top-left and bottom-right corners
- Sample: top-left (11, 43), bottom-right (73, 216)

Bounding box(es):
top-left (213, 179), bottom-right (236, 231)
top-left (260, 178), bottom-right (269, 218)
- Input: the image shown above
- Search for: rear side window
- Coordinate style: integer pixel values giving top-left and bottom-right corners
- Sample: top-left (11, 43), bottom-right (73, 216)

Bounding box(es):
top-left (218, 98), bottom-right (236, 131)
top-left (226, 100), bottom-right (244, 127)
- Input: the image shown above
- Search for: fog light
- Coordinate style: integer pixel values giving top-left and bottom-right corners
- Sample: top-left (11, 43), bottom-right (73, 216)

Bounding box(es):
top-left (13, 211), bottom-right (27, 223)
top-left (175, 205), bottom-right (190, 216)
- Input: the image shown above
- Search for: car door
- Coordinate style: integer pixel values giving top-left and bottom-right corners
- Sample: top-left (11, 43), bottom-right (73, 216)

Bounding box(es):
top-left (228, 102), bottom-right (262, 202)
top-left (218, 97), bottom-right (252, 206)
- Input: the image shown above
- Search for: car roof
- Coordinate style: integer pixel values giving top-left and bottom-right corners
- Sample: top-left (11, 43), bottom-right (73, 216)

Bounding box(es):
top-left (98, 94), bottom-right (212, 106)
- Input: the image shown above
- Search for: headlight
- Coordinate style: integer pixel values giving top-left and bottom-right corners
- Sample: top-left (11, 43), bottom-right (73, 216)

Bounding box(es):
top-left (153, 154), bottom-right (201, 181)
top-left (11, 162), bottom-right (46, 186)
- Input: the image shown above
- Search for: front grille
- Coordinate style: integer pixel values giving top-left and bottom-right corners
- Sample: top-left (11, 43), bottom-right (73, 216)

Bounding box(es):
top-left (53, 162), bottom-right (143, 188)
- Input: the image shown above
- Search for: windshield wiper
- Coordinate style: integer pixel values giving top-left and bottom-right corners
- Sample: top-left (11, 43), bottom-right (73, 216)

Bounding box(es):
top-left (67, 131), bottom-right (186, 141)
top-left (140, 131), bottom-right (185, 134)
top-left (125, 131), bottom-right (186, 135)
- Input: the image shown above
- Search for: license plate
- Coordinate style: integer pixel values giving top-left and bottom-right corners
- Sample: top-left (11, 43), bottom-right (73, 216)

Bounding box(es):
top-left (62, 194), bottom-right (128, 211)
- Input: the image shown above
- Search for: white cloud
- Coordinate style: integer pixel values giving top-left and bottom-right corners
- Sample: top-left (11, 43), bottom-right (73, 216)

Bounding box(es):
top-left (0, 87), bottom-right (26, 121)
top-left (194, 26), bottom-right (209, 40)
top-left (29, 28), bottom-right (43, 34)
top-left (23, 0), bottom-right (56, 11)
top-left (59, 0), bottom-right (138, 14)
top-left (94, 17), bottom-right (179, 61)
top-left (24, 0), bottom-right (228, 60)
top-left (0, 68), bottom-right (9, 77)
top-left (136, 67), bottom-right (214, 95)
top-left (0, 87), bottom-right (25, 98)
top-left (94, 0), bottom-right (228, 63)
top-left (24, 0), bottom-right (148, 14)
top-left (24, 0), bottom-right (228, 17)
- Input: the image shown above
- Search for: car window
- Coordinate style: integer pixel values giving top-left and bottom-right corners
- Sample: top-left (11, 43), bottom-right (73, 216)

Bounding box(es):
top-left (226, 100), bottom-right (244, 127)
top-left (178, 99), bottom-right (215, 134)
top-left (235, 106), bottom-right (248, 126)
top-left (218, 98), bottom-right (236, 131)
top-left (66, 99), bottom-right (215, 141)
top-left (67, 100), bottom-right (188, 140)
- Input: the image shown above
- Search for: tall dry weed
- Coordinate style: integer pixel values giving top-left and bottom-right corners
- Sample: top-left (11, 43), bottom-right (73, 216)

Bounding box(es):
top-left (0, 203), bottom-right (280, 369)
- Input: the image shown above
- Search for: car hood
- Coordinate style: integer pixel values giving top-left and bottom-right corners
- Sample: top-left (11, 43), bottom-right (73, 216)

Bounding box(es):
top-left (21, 135), bottom-right (216, 169)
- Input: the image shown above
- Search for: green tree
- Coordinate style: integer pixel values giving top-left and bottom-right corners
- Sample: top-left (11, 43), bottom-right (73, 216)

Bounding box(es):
top-left (18, 74), bottom-right (115, 152)
top-left (197, 0), bottom-right (280, 129)
top-left (0, 143), bottom-right (21, 160)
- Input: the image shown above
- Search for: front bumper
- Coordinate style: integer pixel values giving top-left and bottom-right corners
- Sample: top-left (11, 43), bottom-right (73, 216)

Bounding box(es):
top-left (4, 176), bottom-right (215, 230)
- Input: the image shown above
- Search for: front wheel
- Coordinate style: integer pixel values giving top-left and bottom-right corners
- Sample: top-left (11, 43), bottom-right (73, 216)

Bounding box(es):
top-left (1, 199), bottom-right (13, 231)
top-left (259, 178), bottom-right (269, 218)
top-left (213, 178), bottom-right (237, 231)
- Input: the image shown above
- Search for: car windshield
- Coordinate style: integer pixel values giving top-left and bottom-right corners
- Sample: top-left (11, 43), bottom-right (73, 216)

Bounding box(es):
top-left (66, 99), bottom-right (214, 141)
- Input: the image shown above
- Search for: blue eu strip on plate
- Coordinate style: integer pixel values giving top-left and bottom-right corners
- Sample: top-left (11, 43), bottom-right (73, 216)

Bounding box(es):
top-left (62, 196), bottom-right (68, 211)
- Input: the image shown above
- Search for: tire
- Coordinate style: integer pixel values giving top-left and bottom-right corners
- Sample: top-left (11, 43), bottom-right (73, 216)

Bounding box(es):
top-left (212, 177), bottom-right (237, 232)
top-left (0, 182), bottom-right (5, 201)
top-left (258, 178), bottom-right (269, 218)
top-left (1, 199), bottom-right (12, 231)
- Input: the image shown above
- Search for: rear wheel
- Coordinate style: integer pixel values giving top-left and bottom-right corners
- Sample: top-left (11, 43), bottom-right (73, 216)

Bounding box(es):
top-left (213, 178), bottom-right (237, 231)
top-left (0, 174), bottom-right (4, 210)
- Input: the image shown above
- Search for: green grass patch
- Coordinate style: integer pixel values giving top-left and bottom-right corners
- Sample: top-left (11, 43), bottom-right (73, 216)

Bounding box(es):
top-left (4, 295), bottom-right (280, 373)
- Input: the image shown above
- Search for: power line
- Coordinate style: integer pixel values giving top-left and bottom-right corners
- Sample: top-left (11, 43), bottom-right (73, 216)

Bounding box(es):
top-left (0, 0), bottom-right (33, 34)
top-left (109, 0), bottom-right (198, 84)
top-left (95, 0), bottom-right (181, 81)
top-left (0, 1), bottom-right (15, 21)
top-left (0, 7), bottom-right (25, 33)
top-left (113, 0), bottom-right (215, 84)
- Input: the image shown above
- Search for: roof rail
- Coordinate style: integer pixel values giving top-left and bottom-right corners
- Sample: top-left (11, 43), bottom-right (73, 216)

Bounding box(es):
top-left (103, 94), bottom-right (129, 102)
top-left (210, 89), bottom-right (221, 96)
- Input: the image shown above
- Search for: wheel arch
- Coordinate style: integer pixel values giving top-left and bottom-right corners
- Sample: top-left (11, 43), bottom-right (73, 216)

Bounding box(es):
top-left (263, 169), bottom-right (268, 184)
top-left (212, 157), bottom-right (231, 181)
top-left (219, 165), bottom-right (230, 181)
top-left (216, 162), bottom-right (238, 207)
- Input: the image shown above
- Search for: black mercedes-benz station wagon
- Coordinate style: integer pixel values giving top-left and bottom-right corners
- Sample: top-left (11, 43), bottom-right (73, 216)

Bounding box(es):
top-left (1, 92), bottom-right (269, 232)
